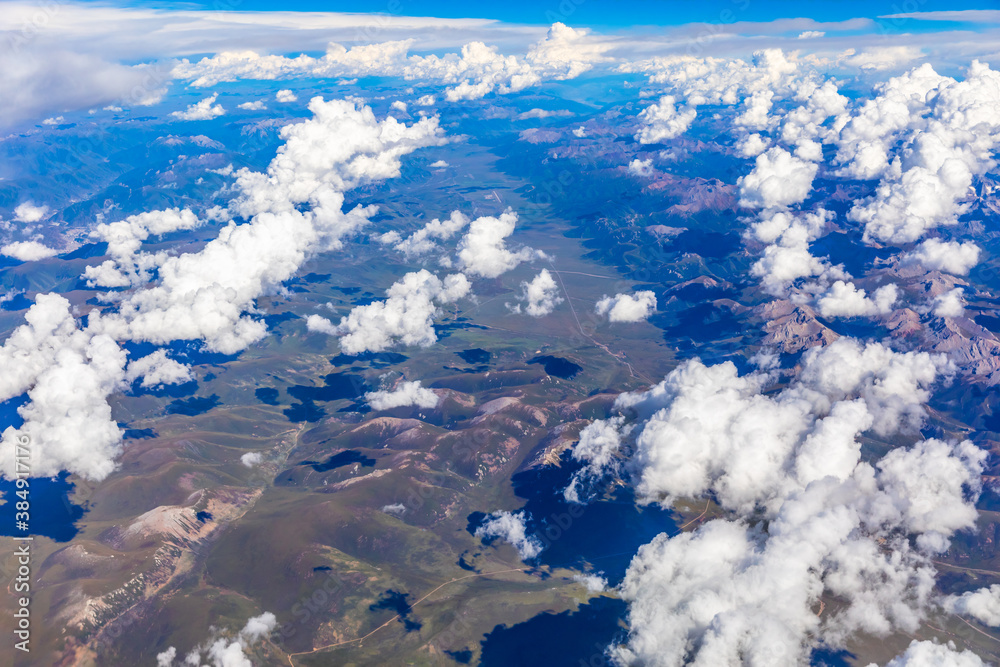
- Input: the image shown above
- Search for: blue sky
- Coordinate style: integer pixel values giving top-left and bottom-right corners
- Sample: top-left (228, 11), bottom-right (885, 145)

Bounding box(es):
top-left (137, 0), bottom-right (1000, 29)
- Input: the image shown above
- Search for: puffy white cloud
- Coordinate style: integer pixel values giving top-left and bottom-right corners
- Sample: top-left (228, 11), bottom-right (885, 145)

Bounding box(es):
top-left (878, 641), bottom-right (986, 667)
top-left (627, 158), bottom-right (653, 176)
top-left (625, 49), bottom-right (849, 171)
top-left (406, 41), bottom-right (538, 102)
top-left (901, 238), bottom-right (980, 275)
top-left (752, 243), bottom-right (835, 296)
top-left (327, 269), bottom-right (470, 355)
top-left (831, 64), bottom-right (950, 180)
top-left (750, 208), bottom-right (826, 255)
top-left (428, 159), bottom-right (449, 168)
top-left (240, 612), bottom-right (277, 641)
top-left (523, 22), bottom-right (613, 80)
top-left (835, 62), bottom-right (1000, 245)
top-left (227, 98), bottom-right (444, 223)
top-left (606, 338), bottom-right (949, 510)
top-left (780, 79), bottom-right (848, 158)
top-left (0, 299), bottom-right (181, 479)
top-left (305, 314), bottom-right (338, 335)
top-left (384, 210), bottom-right (468, 258)
top-left (748, 209), bottom-right (847, 297)
top-left (576, 338), bottom-right (982, 666)
top-left (381, 502), bottom-right (406, 515)
top-left (275, 88), bottom-right (297, 102)
top-left (13, 202), bottom-right (50, 223)
top-left (849, 162), bottom-right (974, 245)
top-left (738, 147), bottom-right (818, 209)
top-left (407, 23), bottom-right (611, 102)
top-left (416, 94), bottom-right (435, 106)
top-left (475, 510), bottom-right (543, 560)
top-left (798, 30), bottom-right (825, 39)
top-left (815, 281), bottom-right (898, 318)
top-left (156, 646), bottom-right (176, 667)
top-left (736, 132), bottom-right (770, 156)
top-left (125, 350), bottom-right (191, 388)
top-left (455, 208), bottom-right (542, 278)
top-left (735, 90), bottom-right (775, 131)
top-left (572, 126), bottom-right (586, 138)
top-left (635, 95), bottom-right (696, 144)
top-left (622, 48), bottom-right (841, 149)
top-left (237, 100), bottom-right (266, 110)
top-left (944, 585), bottom-right (1000, 626)
top-left (614, 519), bottom-right (820, 666)
top-left (573, 573), bottom-right (608, 592)
top-left (931, 287), bottom-right (966, 318)
top-left (0, 294), bottom-right (127, 481)
top-left (622, 49), bottom-right (805, 108)
top-left (157, 612), bottom-right (276, 667)
top-left (613, 464), bottom-right (980, 667)
top-left (565, 416), bottom-right (627, 503)
top-left (171, 93), bottom-right (226, 121)
top-left (595, 291), bottom-right (657, 322)
top-left (1, 241), bottom-right (58, 262)
top-left (509, 269), bottom-right (562, 317)
top-left (872, 438), bottom-right (984, 551)
top-left (365, 380), bottom-right (439, 410)
top-left (240, 452), bottom-right (263, 467)
top-left (84, 208), bottom-right (201, 288)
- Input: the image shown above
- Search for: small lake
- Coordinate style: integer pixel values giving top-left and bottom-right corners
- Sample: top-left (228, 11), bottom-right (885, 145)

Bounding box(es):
top-left (528, 355), bottom-right (582, 379)
top-left (0, 472), bottom-right (85, 542)
top-left (480, 596), bottom-right (626, 667)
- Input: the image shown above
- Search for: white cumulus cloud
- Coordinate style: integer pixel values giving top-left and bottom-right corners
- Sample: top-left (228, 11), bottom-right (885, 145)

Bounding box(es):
top-left (171, 93), bottom-right (226, 120)
top-left (384, 210), bottom-right (468, 259)
top-left (1, 241), bottom-right (58, 262)
top-left (455, 208), bottom-right (542, 278)
top-left (326, 269), bottom-right (470, 355)
top-left (124, 350), bottom-right (191, 388)
top-left (931, 287), bottom-right (966, 318)
top-left (595, 291), bottom-right (657, 322)
top-left (878, 640), bottom-right (986, 667)
top-left (157, 611), bottom-right (276, 667)
top-left (240, 452), bottom-right (263, 467)
top-left (627, 158), bottom-right (653, 177)
top-left (944, 585), bottom-right (1000, 627)
top-left (509, 269), bottom-right (563, 317)
top-left (475, 510), bottom-right (543, 560)
top-left (901, 238), bottom-right (981, 276)
top-left (738, 147), bottom-right (818, 209)
top-left (365, 380), bottom-right (439, 410)
top-left (815, 281), bottom-right (898, 318)
top-left (13, 202), bottom-right (50, 223)
top-left (635, 95), bottom-right (696, 144)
